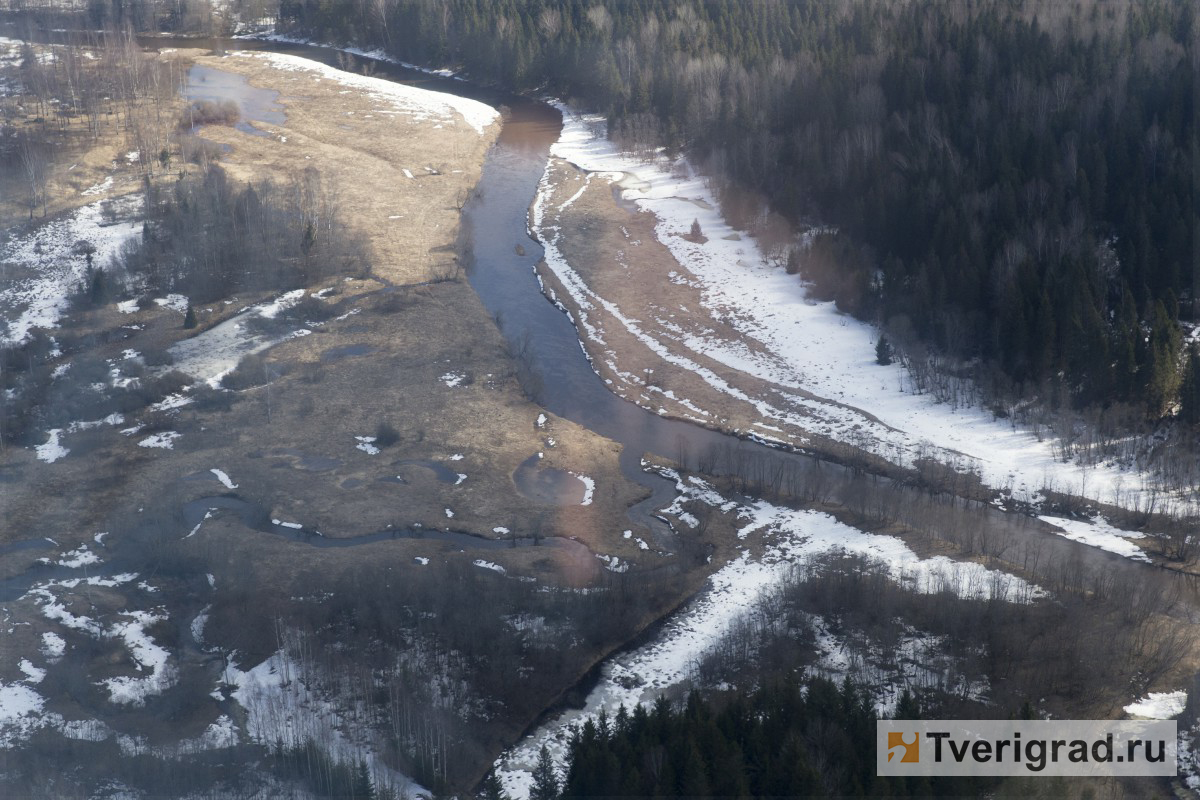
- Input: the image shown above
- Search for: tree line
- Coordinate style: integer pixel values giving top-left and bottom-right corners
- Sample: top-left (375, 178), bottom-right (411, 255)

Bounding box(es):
top-left (119, 163), bottom-right (366, 304)
top-left (545, 679), bottom-right (988, 799)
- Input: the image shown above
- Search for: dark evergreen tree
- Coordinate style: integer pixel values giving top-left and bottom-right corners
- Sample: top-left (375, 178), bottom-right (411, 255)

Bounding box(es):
top-left (183, 303), bottom-right (197, 329)
top-left (352, 759), bottom-right (375, 800)
top-left (480, 772), bottom-right (508, 800)
top-left (1181, 343), bottom-right (1200, 426)
top-left (530, 745), bottom-right (559, 800)
top-left (875, 334), bottom-right (893, 366)
top-left (89, 268), bottom-right (108, 306)
top-left (286, 0), bottom-right (1193, 416)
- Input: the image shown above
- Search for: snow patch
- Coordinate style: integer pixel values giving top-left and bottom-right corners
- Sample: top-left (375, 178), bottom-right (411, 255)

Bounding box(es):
top-left (35, 429), bottom-right (68, 463)
top-left (1038, 515), bottom-right (1150, 563)
top-left (240, 50), bottom-right (497, 134)
top-left (1124, 692), bottom-right (1187, 720)
top-left (138, 431), bottom-right (180, 449)
top-left (211, 468), bottom-right (238, 489)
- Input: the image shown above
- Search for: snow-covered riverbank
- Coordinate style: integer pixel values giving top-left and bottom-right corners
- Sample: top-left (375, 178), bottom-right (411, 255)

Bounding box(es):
top-left (532, 105), bottom-right (1197, 526)
top-left (493, 470), bottom-right (1043, 797)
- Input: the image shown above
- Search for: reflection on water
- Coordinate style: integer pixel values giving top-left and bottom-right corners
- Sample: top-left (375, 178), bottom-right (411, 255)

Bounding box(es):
top-left (513, 454), bottom-right (586, 505)
top-left (392, 459), bottom-right (460, 483)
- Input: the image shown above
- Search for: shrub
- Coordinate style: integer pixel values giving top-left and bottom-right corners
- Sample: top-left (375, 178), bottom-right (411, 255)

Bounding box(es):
top-left (374, 421), bottom-right (400, 447)
top-left (178, 99), bottom-right (239, 130)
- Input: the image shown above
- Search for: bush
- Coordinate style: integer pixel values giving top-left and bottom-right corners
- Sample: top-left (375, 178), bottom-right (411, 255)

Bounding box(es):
top-left (140, 346), bottom-right (175, 367)
top-left (375, 421), bottom-right (400, 447)
top-left (191, 386), bottom-right (234, 412)
top-left (221, 355), bottom-right (289, 391)
top-left (178, 99), bottom-right (239, 130)
top-left (221, 354), bottom-right (269, 391)
top-left (180, 135), bottom-right (227, 165)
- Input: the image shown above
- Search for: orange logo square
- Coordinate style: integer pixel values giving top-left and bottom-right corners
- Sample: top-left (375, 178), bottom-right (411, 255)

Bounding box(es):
top-left (887, 731), bottom-right (919, 763)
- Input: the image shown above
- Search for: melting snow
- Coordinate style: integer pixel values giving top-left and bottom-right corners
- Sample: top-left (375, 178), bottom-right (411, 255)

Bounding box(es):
top-left (34, 429), bottom-right (68, 463)
top-left (538, 104), bottom-right (1195, 516)
top-left (153, 294), bottom-right (189, 314)
top-left (494, 471), bottom-right (1042, 797)
top-left (56, 545), bottom-right (100, 568)
top-left (40, 632), bottom-right (65, 661)
top-left (1038, 515), bottom-right (1150, 563)
top-left (211, 468), bottom-right (238, 489)
top-left (1125, 692), bottom-right (1188, 720)
top-left (138, 431), bottom-right (180, 449)
top-left (103, 610), bottom-right (177, 705)
top-left (18, 660), bottom-right (46, 684)
top-left (240, 50), bottom-right (497, 134)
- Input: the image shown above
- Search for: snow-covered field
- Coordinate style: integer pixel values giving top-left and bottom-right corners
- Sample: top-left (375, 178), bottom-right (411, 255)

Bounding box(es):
top-left (493, 469), bottom-right (1042, 798)
top-left (233, 50), bottom-right (496, 134)
top-left (534, 105), bottom-right (1197, 519)
top-left (0, 195), bottom-right (142, 345)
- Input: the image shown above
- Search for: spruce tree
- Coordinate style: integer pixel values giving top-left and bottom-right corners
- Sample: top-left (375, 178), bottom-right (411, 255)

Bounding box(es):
top-left (183, 303), bottom-right (198, 329)
top-left (352, 759), bottom-right (375, 799)
top-left (89, 268), bottom-right (108, 306)
top-left (875, 334), bottom-right (893, 366)
top-left (786, 246), bottom-right (801, 274)
top-left (1181, 343), bottom-right (1200, 426)
top-left (480, 772), bottom-right (509, 800)
top-left (530, 746), bottom-right (559, 800)
top-left (894, 689), bottom-right (920, 720)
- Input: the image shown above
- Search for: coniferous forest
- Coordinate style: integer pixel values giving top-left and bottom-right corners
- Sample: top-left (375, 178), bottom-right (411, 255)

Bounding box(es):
top-left (273, 0), bottom-right (1195, 418)
top-left (552, 679), bottom-right (991, 799)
